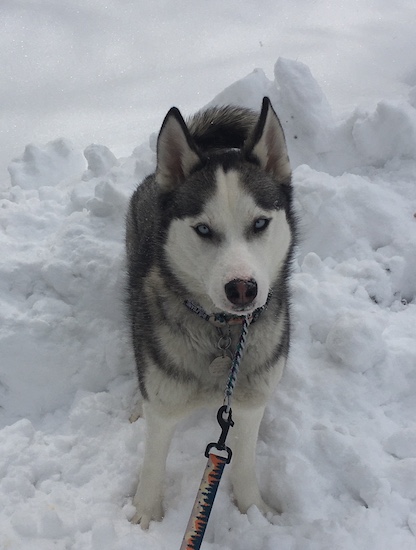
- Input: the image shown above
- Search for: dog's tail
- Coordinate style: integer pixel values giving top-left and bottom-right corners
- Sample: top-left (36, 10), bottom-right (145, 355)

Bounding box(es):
top-left (186, 105), bottom-right (258, 151)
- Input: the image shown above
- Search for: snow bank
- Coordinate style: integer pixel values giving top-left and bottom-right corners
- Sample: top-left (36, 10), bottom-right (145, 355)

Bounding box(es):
top-left (1, 58), bottom-right (416, 549)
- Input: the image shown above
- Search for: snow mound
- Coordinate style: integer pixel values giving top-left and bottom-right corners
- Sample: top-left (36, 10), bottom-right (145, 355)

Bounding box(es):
top-left (8, 139), bottom-right (86, 190)
top-left (1, 58), bottom-right (416, 549)
top-left (325, 311), bottom-right (386, 372)
top-left (353, 100), bottom-right (416, 165)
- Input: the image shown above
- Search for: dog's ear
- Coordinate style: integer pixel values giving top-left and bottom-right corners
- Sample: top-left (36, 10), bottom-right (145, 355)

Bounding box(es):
top-left (244, 97), bottom-right (291, 184)
top-left (155, 107), bottom-right (201, 191)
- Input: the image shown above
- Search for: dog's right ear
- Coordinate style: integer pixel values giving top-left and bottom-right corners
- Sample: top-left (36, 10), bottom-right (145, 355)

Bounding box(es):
top-left (244, 97), bottom-right (291, 184)
top-left (155, 107), bottom-right (201, 191)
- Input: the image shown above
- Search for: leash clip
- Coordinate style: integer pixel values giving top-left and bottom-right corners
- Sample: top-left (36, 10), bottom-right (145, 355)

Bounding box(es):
top-left (205, 405), bottom-right (234, 464)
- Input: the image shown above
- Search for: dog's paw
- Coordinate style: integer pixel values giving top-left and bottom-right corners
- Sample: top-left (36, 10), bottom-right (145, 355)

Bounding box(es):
top-left (235, 493), bottom-right (281, 519)
top-left (129, 401), bottom-right (143, 423)
top-left (255, 499), bottom-right (281, 518)
top-left (131, 500), bottom-right (163, 529)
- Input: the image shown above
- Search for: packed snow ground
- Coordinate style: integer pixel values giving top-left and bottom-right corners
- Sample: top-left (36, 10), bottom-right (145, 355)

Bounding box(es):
top-left (1, 55), bottom-right (416, 549)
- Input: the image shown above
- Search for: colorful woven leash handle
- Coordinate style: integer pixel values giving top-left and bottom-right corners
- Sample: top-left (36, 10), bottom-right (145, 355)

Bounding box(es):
top-left (179, 452), bottom-right (228, 550)
top-left (180, 406), bottom-right (233, 550)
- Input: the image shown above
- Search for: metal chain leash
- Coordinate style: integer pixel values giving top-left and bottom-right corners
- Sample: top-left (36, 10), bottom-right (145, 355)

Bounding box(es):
top-left (223, 314), bottom-right (253, 412)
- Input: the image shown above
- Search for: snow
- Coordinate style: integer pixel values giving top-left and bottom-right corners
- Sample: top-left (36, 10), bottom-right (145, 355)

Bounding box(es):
top-left (1, 2), bottom-right (416, 549)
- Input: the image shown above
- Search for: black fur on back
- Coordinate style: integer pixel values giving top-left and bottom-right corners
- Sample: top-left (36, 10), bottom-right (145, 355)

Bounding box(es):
top-left (186, 105), bottom-right (258, 152)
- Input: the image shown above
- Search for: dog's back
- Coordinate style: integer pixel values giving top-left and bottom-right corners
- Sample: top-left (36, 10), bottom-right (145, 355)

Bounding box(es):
top-left (187, 105), bottom-right (258, 151)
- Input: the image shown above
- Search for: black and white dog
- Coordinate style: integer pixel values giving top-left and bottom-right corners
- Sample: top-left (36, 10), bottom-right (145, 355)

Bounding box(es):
top-left (126, 98), bottom-right (296, 527)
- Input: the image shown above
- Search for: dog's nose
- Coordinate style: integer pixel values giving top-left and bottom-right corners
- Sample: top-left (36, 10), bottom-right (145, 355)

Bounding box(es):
top-left (225, 279), bottom-right (258, 308)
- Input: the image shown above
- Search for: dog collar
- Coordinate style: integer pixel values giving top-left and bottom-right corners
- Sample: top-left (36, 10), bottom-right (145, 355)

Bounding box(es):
top-left (184, 293), bottom-right (271, 328)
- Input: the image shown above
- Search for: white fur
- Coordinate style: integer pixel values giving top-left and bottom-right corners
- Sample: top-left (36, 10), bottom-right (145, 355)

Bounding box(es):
top-left (131, 356), bottom-right (286, 528)
top-left (164, 167), bottom-right (291, 314)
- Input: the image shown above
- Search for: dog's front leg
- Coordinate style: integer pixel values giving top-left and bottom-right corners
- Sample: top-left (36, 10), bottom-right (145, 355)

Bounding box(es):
top-left (131, 403), bottom-right (177, 528)
top-left (229, 404), bottom-right (277, 517)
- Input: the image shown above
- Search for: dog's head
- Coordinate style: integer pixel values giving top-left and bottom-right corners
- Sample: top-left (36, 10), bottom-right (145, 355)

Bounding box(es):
top-left (155, 98), bottom-right (293, 315)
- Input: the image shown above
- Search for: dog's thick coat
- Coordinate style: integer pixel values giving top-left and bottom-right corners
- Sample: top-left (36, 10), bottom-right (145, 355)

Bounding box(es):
top-left (126, 97), bottom-right (296, 527)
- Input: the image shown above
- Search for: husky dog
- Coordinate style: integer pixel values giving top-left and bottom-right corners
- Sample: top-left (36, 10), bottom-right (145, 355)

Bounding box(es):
top-left (126, 97), bottom-right (296, 528)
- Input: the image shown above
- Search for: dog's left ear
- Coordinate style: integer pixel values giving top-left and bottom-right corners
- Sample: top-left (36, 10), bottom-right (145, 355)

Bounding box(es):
top-left (244, 97), bottom-right (291, 184)
top-left (156, 107), bottom-right (201, 191)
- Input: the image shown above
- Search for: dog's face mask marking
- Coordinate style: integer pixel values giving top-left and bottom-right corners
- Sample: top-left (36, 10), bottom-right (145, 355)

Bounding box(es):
top-left (156, 97), bottom-right (292, 314)
top-left (165, 167), bottom-right (291, 314)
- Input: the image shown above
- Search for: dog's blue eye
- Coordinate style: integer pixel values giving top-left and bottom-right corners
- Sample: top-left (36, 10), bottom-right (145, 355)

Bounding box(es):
top-left (194, 224), bottom-right (212, 238)
top-left (253, 218), bottom-right (270, 232)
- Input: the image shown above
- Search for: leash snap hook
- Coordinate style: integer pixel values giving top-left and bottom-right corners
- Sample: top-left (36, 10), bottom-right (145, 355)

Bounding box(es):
top-left (204, 405), bottom-right (234, 464)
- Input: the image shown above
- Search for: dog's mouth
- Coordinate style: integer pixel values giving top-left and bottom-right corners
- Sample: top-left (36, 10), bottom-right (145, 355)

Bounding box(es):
top-left (186, 290), bottom-right (271, 327)
top-left (226, 302), bottom-right (258, 315)
top-left (214, 293), bottom-right (271, 325)
top-left (219, 294), bottom-right (270, 317)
